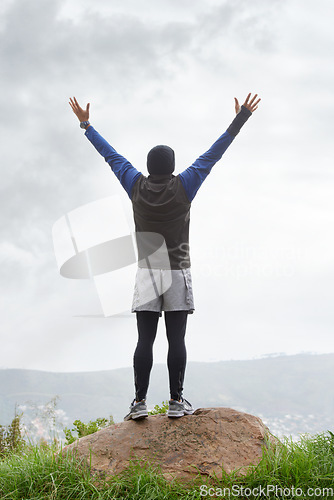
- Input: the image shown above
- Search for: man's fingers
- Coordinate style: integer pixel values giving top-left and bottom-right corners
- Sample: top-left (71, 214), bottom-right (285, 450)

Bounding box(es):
top-left (242, 93), bottom-right (261, 112)
top-left (70, 96), bottom-right (82, 113)
top-left (69, 98), bottom-right (77, 113)
top-left (234, 97), bottom-right (239, 111)
top-left (69, 97), bottom-right (79, 112)
top-left (249, 93), bottom-right (258, 106)
top-left (243, 92), bottom-right (251, 106)
top-left (249, 98), bottom-right (261, 112)
top-left (86, 102), bottom-right (90, 113)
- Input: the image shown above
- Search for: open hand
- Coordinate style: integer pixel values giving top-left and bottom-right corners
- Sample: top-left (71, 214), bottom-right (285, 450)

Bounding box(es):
top-left (69, 97), bottom-right (90, 122)
top-left (234, 93), bottom-right (261, 114)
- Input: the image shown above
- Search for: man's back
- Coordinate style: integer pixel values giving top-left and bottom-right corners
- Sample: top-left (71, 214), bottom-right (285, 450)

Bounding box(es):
top-left (131, 173), bottom-right (191, 270)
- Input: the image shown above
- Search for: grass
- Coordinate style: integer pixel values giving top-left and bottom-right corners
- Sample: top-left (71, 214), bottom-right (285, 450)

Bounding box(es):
top-left (0, 432), bottom-right (334, 499)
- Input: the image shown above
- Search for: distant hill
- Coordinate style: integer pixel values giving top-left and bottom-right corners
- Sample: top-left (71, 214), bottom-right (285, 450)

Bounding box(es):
top-left (1, 353), bottom-right (334, 438)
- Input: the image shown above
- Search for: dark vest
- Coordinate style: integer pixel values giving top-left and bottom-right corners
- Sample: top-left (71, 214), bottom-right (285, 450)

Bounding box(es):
top-left (131, 174), bottom-right (191, 270)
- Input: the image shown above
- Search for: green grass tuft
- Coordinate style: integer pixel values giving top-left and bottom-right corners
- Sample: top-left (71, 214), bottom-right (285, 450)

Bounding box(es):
top-left (148, 401), bottom-right (169, 416)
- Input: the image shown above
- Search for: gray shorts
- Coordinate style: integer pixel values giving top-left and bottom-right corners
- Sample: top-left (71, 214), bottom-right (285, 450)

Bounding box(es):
top-left (131, 267), bottom-right (194, 314)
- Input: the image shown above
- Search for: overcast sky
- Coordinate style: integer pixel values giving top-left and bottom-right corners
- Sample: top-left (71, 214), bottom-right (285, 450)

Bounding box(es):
top-left (1, 0), bottom-right (333, 373)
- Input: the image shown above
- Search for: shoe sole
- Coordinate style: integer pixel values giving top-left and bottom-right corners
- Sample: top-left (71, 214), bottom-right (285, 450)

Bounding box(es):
top-left (167, 409), bottom-right (194, 418)
top-left (130, 410), bottom-right (149, 420)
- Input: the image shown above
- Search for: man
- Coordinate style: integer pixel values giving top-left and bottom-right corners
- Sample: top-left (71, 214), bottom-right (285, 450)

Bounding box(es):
top-left (69, 92), bottom-right (261, 420)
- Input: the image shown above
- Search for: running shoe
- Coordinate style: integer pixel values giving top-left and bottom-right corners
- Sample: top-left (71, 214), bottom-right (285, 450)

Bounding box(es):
top-left (124, 399), bottom-right (148, 421)
top-left (167, 397), bottom-right (194, 418)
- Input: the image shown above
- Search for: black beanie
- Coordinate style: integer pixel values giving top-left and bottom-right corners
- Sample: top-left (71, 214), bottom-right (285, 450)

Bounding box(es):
top-left (147, 145), bottom-right (175, 175)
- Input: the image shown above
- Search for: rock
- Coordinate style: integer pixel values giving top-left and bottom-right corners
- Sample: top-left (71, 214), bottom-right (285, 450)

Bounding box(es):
top-left (62, 407), bottom-right (276, 480)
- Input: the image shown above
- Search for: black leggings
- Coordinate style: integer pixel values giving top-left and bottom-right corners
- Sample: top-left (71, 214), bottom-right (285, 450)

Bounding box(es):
top-left (133, 310), bottom-right (188, 401)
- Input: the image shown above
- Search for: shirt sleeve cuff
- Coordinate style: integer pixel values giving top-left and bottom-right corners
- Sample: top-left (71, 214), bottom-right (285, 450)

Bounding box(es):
top-left (84, 125), bottom-right (95, 137)
top-left (226, 105), bottom-right (252, 137)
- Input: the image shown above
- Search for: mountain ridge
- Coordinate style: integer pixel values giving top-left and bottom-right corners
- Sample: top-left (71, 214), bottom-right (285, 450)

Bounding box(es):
top-left (1, 353), bottom-right (333, 438)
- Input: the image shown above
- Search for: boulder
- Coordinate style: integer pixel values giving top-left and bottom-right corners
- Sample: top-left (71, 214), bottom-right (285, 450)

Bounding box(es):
top-left (62, 407), bottom-right (276, 480)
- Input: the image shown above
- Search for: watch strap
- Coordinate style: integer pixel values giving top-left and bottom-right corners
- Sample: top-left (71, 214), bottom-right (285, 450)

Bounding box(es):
top-left (80, 121), bottom-right (90, 129)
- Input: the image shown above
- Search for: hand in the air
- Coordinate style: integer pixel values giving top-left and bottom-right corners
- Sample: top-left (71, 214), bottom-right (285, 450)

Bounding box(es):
top-left (69, 97), bottom-right (90, 122)
top-left (234, 93), bottom-right (261, 114)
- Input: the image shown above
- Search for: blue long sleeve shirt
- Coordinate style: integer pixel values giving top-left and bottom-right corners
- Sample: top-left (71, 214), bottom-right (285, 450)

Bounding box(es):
top-left (84, 105), bottom-right (252, 202)
top-left (84, 105), bottom-right (252, 269)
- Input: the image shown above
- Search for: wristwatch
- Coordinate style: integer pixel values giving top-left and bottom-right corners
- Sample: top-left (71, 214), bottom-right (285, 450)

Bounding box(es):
top-left (80, 121), bottom-right (90, 129)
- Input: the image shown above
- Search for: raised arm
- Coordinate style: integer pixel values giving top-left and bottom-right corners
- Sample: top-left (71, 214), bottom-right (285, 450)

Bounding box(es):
top-left (69, 97), bottom-right (141, 199)
top-left (179, 93), bottom-right (261, 202)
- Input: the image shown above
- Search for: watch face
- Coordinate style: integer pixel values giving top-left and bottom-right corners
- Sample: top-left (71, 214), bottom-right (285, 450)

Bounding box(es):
top-left (80, 121), bottom-right (89, 129)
